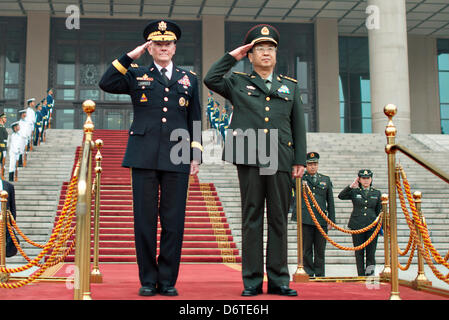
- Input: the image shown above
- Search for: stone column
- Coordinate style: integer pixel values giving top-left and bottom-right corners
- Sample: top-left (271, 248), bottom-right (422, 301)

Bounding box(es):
top-left (24, 12), bottom-right (51, 105)
top-left (367, 0), bottom-right (411, 134)
top-left (201, 15), bottom-right (225, 131)
top-left (314, 18), bottom-right (340, 133)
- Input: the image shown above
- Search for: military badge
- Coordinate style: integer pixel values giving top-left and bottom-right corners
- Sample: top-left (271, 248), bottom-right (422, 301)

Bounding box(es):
top-left (261, 26), bottom-right (270, 35)
top-left (140, 93), bottom-right (148, 102)
top-left (179, 97), bottom-right (186, 107)
top-left (246, 85), bottom-right (256, 90)
top-left (277, 85), bottom-right (290, 94)
top-left (178, 75), bottom-right (191, 87)
top-left (158, 21), bottom-right (167, 32)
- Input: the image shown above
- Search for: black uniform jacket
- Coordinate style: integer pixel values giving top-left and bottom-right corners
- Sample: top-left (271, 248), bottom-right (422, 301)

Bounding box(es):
top-left (99, 54), bottom-right (202, 173)
top-left (301, 172), bottom-right (335, 227)
top-left (338, 185), bottom-right (382, 230)
top-left (204, 53), bottom-right (306, 172)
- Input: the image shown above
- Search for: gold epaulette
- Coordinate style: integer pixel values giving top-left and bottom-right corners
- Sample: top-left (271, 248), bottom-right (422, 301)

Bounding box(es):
top-left (189, 70), bottom-right (197, 76)
top-left (130, 63), bottom-right (139, 68)
top-left (233, 71), bottom-right (250, 77)
top-left (280, 74), bottom-right (298, 83)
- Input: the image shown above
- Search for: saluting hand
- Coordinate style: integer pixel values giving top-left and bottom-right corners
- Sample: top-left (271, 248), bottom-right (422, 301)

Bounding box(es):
top-left (229, 43), bottom-right (254, 61)
top-left (350, 177), bottom-right (359, 188)
top-left (127, 41), bottom-right (152, 60)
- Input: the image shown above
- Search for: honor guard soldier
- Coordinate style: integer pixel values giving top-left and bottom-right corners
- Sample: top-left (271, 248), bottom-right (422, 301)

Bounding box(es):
top-left (18, 110), bottom-right (28, 167)
top-left (99, 19), bottom-right (202, 297)
top-left (46, 89), bottom-right (54, 128)
top-left (8, 122), bottom-right (21, 181)
top-left (33, 103), bottom-right (43, 146)
top-left (338, 169), bottom-right (382, 276)
top-left (0, 113), bottom-right (8, 179)
top-left (25, 98), bottom-right (36, 151)
top-left (204, 24), bottom-right (307, 296)
top-left (291, 152), bottom-right (335, 277)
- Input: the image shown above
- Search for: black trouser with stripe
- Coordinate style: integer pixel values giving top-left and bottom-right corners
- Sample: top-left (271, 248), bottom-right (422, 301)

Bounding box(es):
top-left (131, 168), bottom-right (189, 287)
top-left (236, 165), bottom-right (291, 290)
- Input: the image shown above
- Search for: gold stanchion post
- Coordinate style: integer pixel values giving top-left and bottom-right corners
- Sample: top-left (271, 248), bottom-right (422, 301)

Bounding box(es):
top-left (384, 104), bottom-right (401, 300)
top-left (293, 178), bottom-right (309, 282)
top-left (379, 194), bottom-right (391, 280)
top-left (0, 191), bottom-right (9, 283)
top-left (91, 139), bottom-right (103, 283)
top-left (411, 191), bottom-right (432, 289)
top-left (74, 100), bottom-right (95, 300)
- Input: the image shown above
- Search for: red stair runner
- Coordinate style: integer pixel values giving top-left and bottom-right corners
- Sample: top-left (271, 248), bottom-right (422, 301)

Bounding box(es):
top-left (55, 129), bottom-right (241, 263)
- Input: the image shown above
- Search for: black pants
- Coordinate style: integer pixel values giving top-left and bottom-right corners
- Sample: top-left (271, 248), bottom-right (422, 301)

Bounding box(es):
top-left (302, 223), bottom-right (327, 277)
top-left (131, 168), bottom-right (189, 287)
top-left (352, 229), bottom-right (379, 276)
top-left (236, 165), bottom-right (291, 289)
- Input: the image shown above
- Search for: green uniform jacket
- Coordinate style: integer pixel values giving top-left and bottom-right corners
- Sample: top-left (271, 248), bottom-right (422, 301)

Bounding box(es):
top-left (301, 172), bottom-right (335, 227)
top-left (338, 185), bottom-right (382, 230)
top-left (0, 125), bottom-right (7, 152)
top-left (204, 53), bottom-right (307, 172)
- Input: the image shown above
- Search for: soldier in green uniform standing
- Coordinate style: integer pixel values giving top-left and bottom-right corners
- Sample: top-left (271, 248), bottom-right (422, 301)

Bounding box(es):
top-left (291, 152), bottom-right (335, 277)
top-left (204, 24), bottom-right (307, 296)
top-left (338, 169), bottom-right (382, 276)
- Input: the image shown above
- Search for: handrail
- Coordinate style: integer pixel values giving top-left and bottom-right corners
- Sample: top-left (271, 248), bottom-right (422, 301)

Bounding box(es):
top-left (386, 143), bottom-right (449, 184)
top-left (73, 100), bottom-right (96, 300)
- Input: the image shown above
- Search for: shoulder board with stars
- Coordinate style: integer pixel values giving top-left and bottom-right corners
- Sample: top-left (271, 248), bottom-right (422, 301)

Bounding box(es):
top-left (280, 74), bottom-right (298, 83)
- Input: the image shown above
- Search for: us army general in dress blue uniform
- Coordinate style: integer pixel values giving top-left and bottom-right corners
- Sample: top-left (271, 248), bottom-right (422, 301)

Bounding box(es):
top-left (204, 24), bottom-right (307, 297)
top-left (338, 169), bottom-right (382, 276)
top-left (99, 20), bottom-right (202, 297)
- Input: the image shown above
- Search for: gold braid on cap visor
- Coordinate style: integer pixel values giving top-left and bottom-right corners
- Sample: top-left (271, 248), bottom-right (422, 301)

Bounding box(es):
top-left (147, 31), bottom-right (177, 41)
top-left (251, 37), bottom-right (278, 46)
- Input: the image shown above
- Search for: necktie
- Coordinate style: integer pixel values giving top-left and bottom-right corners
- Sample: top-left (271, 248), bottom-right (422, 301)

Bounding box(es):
top-left (161, 68), bottom-right (169, 86)
top-left (265, 79), bottom-right (271, 91)
top-left (312, 175), bottom-right (317, 184)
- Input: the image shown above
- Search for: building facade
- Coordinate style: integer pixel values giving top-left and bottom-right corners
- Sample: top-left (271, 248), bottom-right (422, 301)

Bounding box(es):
top-left (0, 0), bottom-right (448, 134)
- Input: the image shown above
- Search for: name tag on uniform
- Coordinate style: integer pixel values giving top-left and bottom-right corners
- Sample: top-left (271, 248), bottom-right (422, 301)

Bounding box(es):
top-left (138, 81), bottom-right (152, 87)
top-left (246, 85), bottom-right (256, 90)
top-left (356, 194), bottom-right (362, 198)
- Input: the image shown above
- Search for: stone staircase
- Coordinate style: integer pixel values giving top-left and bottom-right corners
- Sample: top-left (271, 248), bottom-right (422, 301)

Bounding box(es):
top-left (5, 129), bottom-right (83, 264)
top-left (198, 130), bottom-right (449, 269)
top-left (6, 128), bottom-right (449, 272)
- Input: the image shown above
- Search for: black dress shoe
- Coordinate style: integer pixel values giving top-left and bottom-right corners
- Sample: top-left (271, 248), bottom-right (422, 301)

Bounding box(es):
top-left (139, 285), bottom-right (157, 296)
top-left (267, 285), bottom-right (298, 296)
top-left (241, 286), bottom-right (263, 296)
top-left (158, 286), bottom-right (178, 296)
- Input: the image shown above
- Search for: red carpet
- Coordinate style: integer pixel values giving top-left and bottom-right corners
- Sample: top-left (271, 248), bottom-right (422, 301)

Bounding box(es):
top-left (54, 129), bottom-right (241, 263)
top-left (1, 263), bottom-right (447, 301)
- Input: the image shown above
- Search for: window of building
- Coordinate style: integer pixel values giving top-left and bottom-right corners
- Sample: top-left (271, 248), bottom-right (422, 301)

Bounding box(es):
top-left (339, 37), bottom-right (371, 133)
top-left (437, 39), bottom-right (449, 134)
top-left (225, 22), bottom-right (315, 132)
top-left (0, 17), bottom-right (27, 123)
top-left (49, 18), bottom-right (201, 129)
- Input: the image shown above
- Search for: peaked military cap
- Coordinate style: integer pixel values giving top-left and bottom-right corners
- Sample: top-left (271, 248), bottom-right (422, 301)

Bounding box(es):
top-left (11, 121), bottom-right (19, 129)
top-left (306, 152), bottom-right (320, 163)
top-left (244, 24), bottom-right (280, 47)
top-left (358, 169), bottom-right (373, 178)
top-left (143, 20), bottom-right (181, 42)
top-left (19, 109), bottom-right (27, 114)
top-left (27, 98), bottom-right (35, 104)
top-left (0, 113), bottom-right (5, 118)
